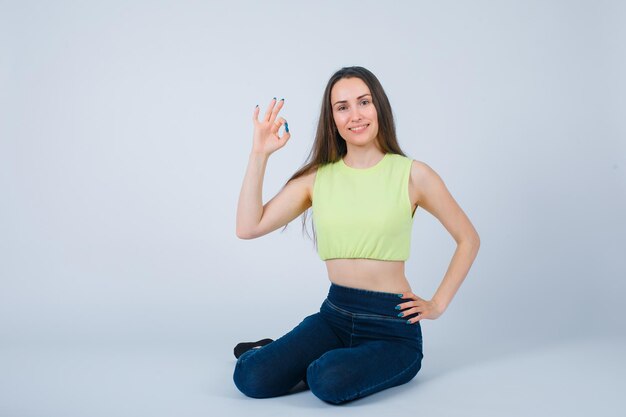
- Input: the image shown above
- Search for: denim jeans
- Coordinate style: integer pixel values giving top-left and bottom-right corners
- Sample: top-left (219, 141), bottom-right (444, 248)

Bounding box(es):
top-left (233, 283), bottom-right (424, 404)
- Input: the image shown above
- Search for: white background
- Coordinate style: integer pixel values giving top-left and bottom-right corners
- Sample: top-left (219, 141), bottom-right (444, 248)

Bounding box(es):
top-left (1, 1), bottom-right (625, 416)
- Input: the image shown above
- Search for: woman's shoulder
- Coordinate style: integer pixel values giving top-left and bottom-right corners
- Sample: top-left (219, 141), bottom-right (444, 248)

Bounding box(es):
top-left (389, 153), bottom-right (428, 168)
top-left (387, 153), bottom-right (426, 170)
top-left (406, 157), bottom-right (445, 197)
top-left (407, 158), bottom-right (436, 174)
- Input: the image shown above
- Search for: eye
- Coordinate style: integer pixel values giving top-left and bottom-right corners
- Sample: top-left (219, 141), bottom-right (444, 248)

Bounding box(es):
top-left (337, 105), bottom-right (346, 111)
top-left (360, 99), bottom-right (370, 105)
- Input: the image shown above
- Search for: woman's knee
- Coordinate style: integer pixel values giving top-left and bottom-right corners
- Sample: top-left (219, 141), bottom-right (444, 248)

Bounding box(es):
top-left (233, 352), bottom-right (277, 398)
top-left (306, 348), bottom-right (423, 405)
top-left (306, 358), bottom-right (351, 405)
top-left (234, 348), bottom-right (305, 399)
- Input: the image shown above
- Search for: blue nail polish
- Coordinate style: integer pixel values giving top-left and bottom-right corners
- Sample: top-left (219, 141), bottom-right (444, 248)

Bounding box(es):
top-left (406, 320), bottom-right (411, 324)
top-left (397, 294), bottom-right (403, 298)
top-left (280, 98), bottom-right (284, 101)
top-left (394, 305), bottom-right (401, 310)
top-left (285, 122), bottom-right (289, 133)
top-left (397, 312), bottom-right (403, 317)
top-left (273, 97), bottom-right (276, 100)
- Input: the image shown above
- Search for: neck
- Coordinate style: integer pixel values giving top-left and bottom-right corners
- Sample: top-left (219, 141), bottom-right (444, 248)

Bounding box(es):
top-left (343, 145), bottom-right (385, 169)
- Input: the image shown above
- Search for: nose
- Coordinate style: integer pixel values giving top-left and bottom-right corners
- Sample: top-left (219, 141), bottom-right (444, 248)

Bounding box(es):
top-left (350, 106), bottom-right (363, 121)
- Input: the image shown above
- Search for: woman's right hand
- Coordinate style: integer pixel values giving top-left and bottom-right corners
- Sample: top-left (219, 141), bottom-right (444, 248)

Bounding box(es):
top-left (251, 98), bottom-right (291, 156)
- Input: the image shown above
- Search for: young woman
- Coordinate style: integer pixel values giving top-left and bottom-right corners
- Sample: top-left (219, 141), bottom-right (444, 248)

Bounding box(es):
top-left (234, 66), bottom-right (480, 404)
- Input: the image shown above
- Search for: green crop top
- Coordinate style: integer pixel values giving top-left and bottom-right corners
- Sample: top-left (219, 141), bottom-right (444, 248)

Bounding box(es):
top-left (312, 153), bottom-right (416, 261)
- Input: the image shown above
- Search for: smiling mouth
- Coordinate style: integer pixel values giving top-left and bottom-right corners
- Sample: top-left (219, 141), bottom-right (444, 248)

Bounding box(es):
top-left (349, 124), bottom-right (369, 132)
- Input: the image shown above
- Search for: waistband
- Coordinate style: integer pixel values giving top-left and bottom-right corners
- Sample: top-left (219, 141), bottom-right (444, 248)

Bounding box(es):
top-left (326, 283), bottom-right (405, 318)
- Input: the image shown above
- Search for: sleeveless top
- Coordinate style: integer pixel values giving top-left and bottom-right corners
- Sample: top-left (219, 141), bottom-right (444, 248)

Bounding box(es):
top-left (312, 153), bottom-right (416, 261)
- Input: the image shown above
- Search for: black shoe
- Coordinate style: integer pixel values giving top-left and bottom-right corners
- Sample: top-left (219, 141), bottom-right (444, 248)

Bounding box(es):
top-left (233, 338), bottom-right (274, 359)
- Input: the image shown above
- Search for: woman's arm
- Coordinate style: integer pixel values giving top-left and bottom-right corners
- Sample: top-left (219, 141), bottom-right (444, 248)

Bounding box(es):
top-left (236, 151), bottom-right (270, 238)
top-left (413, 159), bottom-right (480, 311)
top-left (235, 98), bottom-right (311, 240)
top-left (431, 237), bottom-right (479, 312)
top-left (235, 152), bottom-right (312, 239)
top-left (397, 160), bottom-right (480, 322)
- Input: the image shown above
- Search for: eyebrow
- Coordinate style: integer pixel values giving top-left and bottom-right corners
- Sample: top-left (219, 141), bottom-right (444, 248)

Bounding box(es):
top-left (332, 94), bottom-right (371, 107)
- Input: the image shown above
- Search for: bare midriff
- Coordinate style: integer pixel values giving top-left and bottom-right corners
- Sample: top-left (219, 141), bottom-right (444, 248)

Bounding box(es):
top-left (324, 258), bottom-right (413, 294)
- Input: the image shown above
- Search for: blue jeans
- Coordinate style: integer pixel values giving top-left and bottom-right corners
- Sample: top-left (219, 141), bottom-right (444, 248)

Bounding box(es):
top-left (233, 283), bottom-right (424, 404)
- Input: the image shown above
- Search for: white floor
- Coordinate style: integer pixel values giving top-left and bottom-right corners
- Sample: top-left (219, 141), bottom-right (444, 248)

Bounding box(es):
top-left (1, 336), bottom-right (624, 417)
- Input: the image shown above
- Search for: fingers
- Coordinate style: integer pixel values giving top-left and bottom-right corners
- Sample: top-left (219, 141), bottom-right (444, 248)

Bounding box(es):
top-left (263, 98), bottom-right (277, 122)
top-left (396, 303), bottom-right (422, 324)
top-left (271, 117), bottom-right (291, 144)
top-left (399, 291), bottom-right (421, 301)
top-left (398, 300), bottom-right (442, 323)
top-left (263, 97), bottom-right (285, 123)
top-left (396, 292), bottom-right (420, 307)
top-left (396, 291), bottom-right (423, 323)
top-left (396, 301), bottom-right (423, 317)
top-left (254, 98), bottom-right (286, 127)
top-left (278, 126), bottom-right (291, 143)
top-left (268, 98), bottom-right (284, 123)
top-left (252, 105), bottom-right (260, 124)
top-left (397, 307), bottom-right (420, 318)
top-left (271, 117), bottom-right (286, 134)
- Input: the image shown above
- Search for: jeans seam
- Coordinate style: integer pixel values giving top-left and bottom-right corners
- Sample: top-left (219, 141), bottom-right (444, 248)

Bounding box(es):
top-left (350, 316), bottom-right (354, 348)
top-left (325, 299), bottom-right (404, 322)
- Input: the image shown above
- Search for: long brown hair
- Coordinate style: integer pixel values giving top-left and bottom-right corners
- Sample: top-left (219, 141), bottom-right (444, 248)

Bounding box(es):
top-left (280, 66), bottom-right (409, 246)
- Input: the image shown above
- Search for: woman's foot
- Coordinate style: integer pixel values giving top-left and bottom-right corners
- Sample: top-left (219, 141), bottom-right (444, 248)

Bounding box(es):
top-left (233, 338), bottom-right (274, 359)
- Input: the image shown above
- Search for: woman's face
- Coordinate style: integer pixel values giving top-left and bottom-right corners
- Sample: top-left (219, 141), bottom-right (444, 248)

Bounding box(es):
top-left (330, 77), bottom-right (379, 147)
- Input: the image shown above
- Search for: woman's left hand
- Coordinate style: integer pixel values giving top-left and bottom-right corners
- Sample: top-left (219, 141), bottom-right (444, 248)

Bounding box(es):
top-left (396, 292), bottom-right (445, 323)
